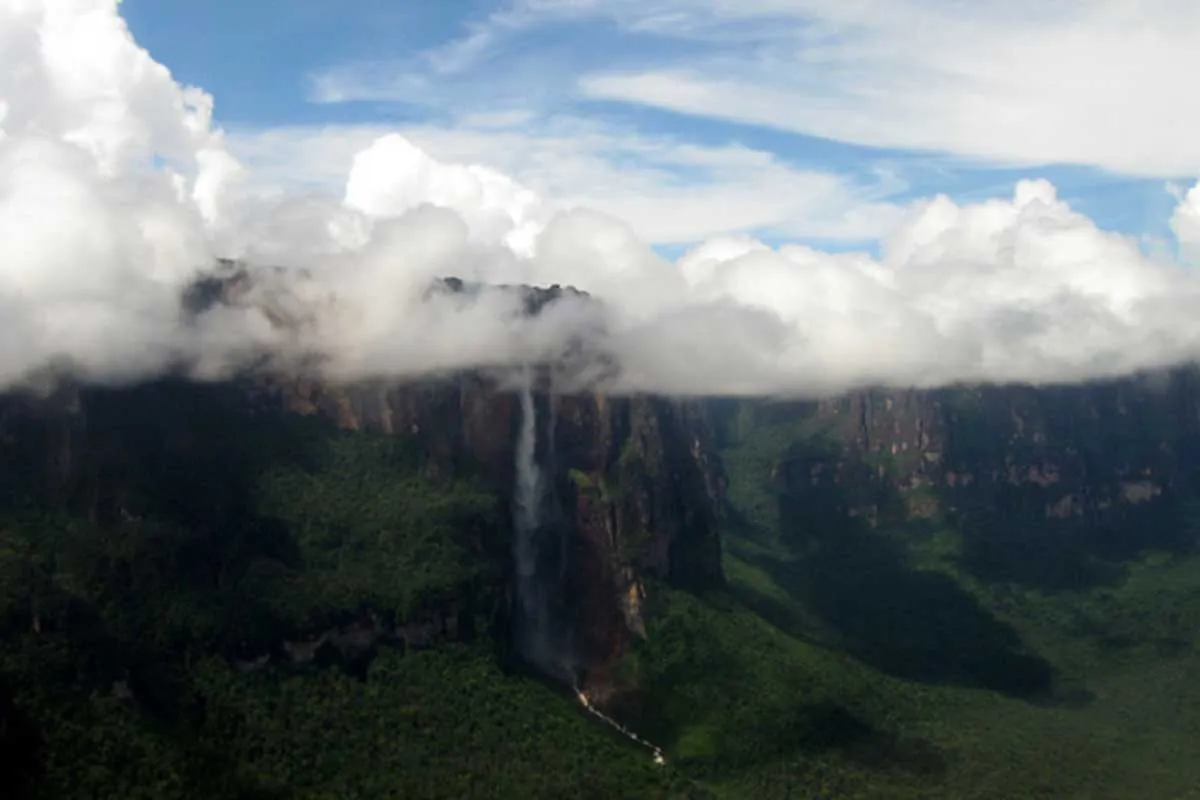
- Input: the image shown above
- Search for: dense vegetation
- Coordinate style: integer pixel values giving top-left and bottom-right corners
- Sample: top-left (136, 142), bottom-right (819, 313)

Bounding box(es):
top-left (2, 382), bottom-right (1199, 798)
top-left (0, 383), bottom-right (691, 799)
top-left (655, 399), bottom-right (1200, 798)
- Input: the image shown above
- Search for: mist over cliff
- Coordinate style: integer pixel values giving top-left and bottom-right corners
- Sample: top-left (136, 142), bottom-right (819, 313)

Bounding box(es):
top-left (6, 1), bottom-right (1200, 401)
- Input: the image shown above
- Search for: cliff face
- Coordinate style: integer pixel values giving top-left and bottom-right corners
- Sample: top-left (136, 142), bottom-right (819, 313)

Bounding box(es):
top-left (716, 367), bottom-right (1200, 589)
top-left (260, 375), bottom-right (725, 693)
top-left (0, 371), bottom-right (725, 695)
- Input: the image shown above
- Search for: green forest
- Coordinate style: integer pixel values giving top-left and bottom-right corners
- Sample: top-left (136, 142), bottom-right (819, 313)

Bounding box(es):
top-left (1, 384), bottom-right (1199, 799)
top-left (0, 385), bottom-right (697, 799)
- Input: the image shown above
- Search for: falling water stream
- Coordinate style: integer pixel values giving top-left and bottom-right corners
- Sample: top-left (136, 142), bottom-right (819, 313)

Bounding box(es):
top-left (514, 367), bottom-right (541, 552)
top-left (514, 365), bottom-right (553, 671)
top-left (513, 365), bottom-right (665, 766)
top-left (574, 684), bottom-right (667, 766)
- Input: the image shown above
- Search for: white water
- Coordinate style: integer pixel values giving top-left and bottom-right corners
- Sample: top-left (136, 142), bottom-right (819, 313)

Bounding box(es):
top-left (574, 685), bottom-right (666, 766)
top-left (514, 365), bottom-right (555, 671)
top-left (515, 365), bottom-right (542, 541)
top-left (515, 368), bottom-right (659, 765)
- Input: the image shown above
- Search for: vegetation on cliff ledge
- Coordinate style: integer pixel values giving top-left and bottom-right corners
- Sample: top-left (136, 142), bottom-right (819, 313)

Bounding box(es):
top-left (3, 382), bottom-right (1200, 799)
top-left (0, 383), bottom-right (693, 800)
top-left (639, 397), bottom-right (1200, 799)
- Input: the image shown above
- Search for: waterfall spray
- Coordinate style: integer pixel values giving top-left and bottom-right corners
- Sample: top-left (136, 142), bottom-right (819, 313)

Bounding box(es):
top-left (513, 365), bottom-right (557, 674)
top-left (512, 367), bottom-right (662, 765)
top-left (514, 365), bottom-right (542, 537)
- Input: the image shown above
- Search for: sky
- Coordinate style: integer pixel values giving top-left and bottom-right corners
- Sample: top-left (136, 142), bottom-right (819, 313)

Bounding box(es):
top-left (117, 0), bottom-right (1192, 254)
top-left (3, 0), bottom-right (1200, 398)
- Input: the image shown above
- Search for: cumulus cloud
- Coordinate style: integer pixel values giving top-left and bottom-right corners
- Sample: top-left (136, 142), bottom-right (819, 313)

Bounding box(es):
top-left (344, 134), bottom-right (546, 256)
top-left (223, 120), bottom-right (905, 246)
top-left (4, 0), bottom-right (1200, 400)
top-left (1170, 181), bottom-right (1200, 262)
top-left (0, 0), bottom-right (225, 387)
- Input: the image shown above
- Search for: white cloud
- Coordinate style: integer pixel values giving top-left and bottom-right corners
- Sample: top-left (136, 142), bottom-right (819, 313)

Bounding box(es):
top-left (225, 119), bottom-right (905, 246)
top-left (7, 0), bottom-right (1200, 400)
top-left (456, 109), bottom-right (536, 129)
top-left (344, 133), bottom-right (547, 256)
top-left (0, 0), bottom-right (230, 387)
top-left (1170, 181), bottom-right (1200, 262)
top-left (222, 124), bottom-right (393, 191)
top-left (307, 65), bottom-right (429, 105)
top-left (426, 0), bottom-right (1200, 178)
top-left (605, 178), bottom-right (1200, 395)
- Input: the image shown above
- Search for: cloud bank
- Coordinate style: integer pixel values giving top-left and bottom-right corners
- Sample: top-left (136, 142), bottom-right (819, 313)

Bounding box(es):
top-left (4, 0), bottom-right (1200, 399)
top-left (223, 121), bottom-right (906, 247)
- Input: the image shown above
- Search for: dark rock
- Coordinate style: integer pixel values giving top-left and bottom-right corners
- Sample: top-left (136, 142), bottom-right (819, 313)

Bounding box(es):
top-left (0, 367), bottom-right (726, 701)
top-left (712, 366), bottom-right (1200, 593)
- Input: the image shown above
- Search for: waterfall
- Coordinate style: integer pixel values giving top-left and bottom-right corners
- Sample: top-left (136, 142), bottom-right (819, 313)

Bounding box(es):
top-left (515, 366), bottom-right (542, 537)
top-left (573, 684), bottom-right (666, 766)
top-left (513, 368), bottom-right (659, 765)
top-left (513, 365), bottom-right (556, 674)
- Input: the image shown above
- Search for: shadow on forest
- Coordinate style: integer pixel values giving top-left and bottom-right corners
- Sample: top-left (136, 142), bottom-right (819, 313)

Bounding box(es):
top-left (0, 380), bottom-right (464, 799)
top-left (0, 679), bottom-right (42, 800)
top-left (728, 435), bottom-right (1060, 701)
top-left (950, 486), bottom-right (1196, 592)
top-left (935, 383), bottom-right (1200, 593)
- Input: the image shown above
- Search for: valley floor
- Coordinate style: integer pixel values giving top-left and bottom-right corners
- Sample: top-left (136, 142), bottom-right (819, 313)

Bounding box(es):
top-left (676, 412), bottom-right (1200, 799)
top-left (4, 391), bottom-right (1200, 799)
top-left (703, 547), bottom-right (1200, 799)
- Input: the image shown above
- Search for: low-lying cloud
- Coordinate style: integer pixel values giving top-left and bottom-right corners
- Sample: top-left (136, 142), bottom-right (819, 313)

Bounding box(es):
top-left (4, 0), bottom-right (1200, 399)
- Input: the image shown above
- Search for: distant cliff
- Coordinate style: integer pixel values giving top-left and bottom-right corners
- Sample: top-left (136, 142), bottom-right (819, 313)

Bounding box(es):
top-left (712, 368), bottom-right (1200, 590)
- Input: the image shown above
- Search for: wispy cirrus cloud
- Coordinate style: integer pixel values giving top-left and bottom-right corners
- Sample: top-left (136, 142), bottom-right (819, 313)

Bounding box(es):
top-left (225, 116), bottom-right (906, 245)
top-left (295, 1), bottom-right (922, 247)
top-left (570, 1), bottom-right (1200, 178)
top-left (295, 0), bottom-right (1200, 251)
top-left (343, 0), bottom-right (1200, 179)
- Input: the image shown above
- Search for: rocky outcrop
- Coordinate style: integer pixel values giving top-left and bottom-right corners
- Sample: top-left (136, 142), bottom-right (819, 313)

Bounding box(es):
top-left (1, 273), bottom-right (727, 696)
top-left (254, 374), bottom-right (725, 695)
top-left (0, 367), bottom-right (725, 698)
top-left (717, 368), bottom-right (1200, 588)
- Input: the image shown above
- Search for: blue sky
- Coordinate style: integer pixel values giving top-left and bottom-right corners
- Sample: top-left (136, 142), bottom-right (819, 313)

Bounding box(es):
top-left (120, 0), bottom-right (1195, 253)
